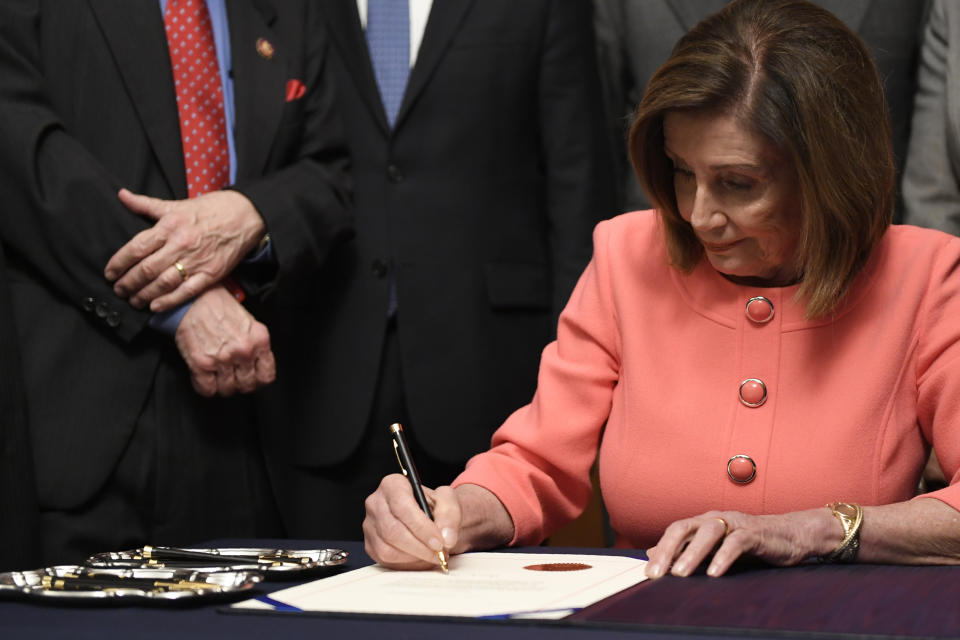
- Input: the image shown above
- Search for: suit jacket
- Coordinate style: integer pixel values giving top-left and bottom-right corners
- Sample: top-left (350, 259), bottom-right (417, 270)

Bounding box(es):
top-left (902, 0), bottom-right (960, 233)
top-left (595, 0), bottom-right (929, 220)
top-left (0, 242), bottom-right (40, 570)
top-left (260, 0), bottom-right (616, 467)
top-left (0, 0), bottom-right (351, 509)
top-left (455, 213), bottom-right (960, 548)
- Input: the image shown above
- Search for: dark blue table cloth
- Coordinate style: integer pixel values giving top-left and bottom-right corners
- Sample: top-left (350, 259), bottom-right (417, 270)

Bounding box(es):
top-left (1, 540), bottom-right (957, 639)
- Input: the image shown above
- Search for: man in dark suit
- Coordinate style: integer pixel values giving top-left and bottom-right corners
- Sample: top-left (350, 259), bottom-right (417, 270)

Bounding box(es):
top-left (0, 243), bottom-right (40, 571)
top-left (258, 0), bottom-right (617, 540)
top-left (0, 0), bottom-right (351, 563)
top-left (595, 0), bottom-right (929, 220)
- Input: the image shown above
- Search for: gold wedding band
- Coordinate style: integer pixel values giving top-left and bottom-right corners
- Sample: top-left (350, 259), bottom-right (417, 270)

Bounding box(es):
top-left (715, 517), bottom-right (730, 537)
top-left (173, 261), bottom-right (188, 280)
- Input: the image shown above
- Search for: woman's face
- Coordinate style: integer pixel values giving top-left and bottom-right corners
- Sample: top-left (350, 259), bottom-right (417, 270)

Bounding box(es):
top-left (663, 110), bottom-right (802, 286)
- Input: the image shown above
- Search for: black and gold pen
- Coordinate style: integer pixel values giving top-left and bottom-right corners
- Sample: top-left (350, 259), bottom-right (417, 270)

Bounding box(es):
top-left (41, 574), bottom-right (222, 592)
top-left (140, 545), bottom-right (309, 567)
top-left (390, 422), bottom-right (449, 573)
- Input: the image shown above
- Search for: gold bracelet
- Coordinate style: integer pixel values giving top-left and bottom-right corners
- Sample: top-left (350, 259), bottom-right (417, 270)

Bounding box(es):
top-left (820, 502), bottom-right (863, 563)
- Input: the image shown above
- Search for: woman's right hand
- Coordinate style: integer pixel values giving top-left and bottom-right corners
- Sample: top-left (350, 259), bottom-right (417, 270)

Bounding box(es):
top-left (363, 474), bottom-right (461, 570)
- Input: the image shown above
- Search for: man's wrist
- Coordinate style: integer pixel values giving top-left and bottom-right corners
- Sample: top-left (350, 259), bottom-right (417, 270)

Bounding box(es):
top-left (148, 301), bottom-right (192, 336)
top-left (217, 188), bottom-right (266, 253)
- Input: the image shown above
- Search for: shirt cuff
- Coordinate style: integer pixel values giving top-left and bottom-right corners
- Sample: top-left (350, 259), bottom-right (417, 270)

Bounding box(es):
top-left (148, 301), bottom-right (192, 336)
top-left (246, 234), bottom-right (273, 264)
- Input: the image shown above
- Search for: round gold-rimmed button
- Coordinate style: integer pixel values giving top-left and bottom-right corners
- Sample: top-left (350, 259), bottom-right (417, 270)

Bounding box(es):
top-left (739, 378), bottom-right (767, 407)
top-left (745, 296), bottom-right (775, 323)
top-left (727, 455), bottom-right (756, 484)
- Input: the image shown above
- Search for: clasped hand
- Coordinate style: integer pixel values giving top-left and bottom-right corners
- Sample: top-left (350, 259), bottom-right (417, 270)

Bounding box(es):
top-left (105, 188), bottom-right (265, 312)
top-left (174, 286), bottom-right (276, 397)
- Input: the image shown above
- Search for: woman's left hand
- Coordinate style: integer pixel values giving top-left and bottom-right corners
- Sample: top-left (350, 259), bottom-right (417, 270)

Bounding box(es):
top-left (645, 508), bottom-right (838, 579)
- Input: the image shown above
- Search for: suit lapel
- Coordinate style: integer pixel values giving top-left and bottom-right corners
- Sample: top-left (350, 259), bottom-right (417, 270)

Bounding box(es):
top-left (88, 0), bottom-right (187, 197)
top-left (228, 0), bottom-right (285, 180)
top-left (395, 0), bottom-right (474, 130)
top-left (322, 0), bottom-right (390, 134)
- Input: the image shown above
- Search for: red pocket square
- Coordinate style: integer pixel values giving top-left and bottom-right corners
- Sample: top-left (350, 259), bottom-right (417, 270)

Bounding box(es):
top-left (285, 79), bottom-right (306, 102)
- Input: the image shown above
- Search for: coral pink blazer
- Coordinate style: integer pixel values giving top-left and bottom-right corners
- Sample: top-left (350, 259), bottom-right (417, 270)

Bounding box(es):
top-left (454, 211), bottom-right (960, 548)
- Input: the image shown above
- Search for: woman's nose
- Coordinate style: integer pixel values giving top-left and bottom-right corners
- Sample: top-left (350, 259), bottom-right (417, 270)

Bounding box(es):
top-left (688, 188), bottom-right (725, 232)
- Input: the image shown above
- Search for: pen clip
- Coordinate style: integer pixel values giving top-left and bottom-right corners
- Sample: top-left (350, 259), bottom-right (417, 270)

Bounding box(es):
top-left (393, 439), bottom-right (408, 477)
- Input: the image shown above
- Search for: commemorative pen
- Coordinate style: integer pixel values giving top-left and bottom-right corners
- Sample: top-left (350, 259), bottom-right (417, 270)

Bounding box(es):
top-left (390, 422), bottom-right (449, 573)
top-left (140, 545), bottom-right (309, 567)
top-left (41, 574), bottom-right (222, 592)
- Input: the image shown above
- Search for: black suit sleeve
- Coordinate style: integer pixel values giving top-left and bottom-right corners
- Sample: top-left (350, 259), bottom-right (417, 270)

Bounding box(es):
top-left (593, 0), bottom-right (636, 214)
top-left (0, 1), bottom-right (157, 343)
top-left (232, 3), bottom-right (353, 296)
top-left (538, 0), bottom-right (618, 315)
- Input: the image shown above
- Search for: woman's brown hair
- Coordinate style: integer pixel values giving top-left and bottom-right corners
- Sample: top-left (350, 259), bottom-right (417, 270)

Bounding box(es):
top-left (629, 0), bottom-right (894, 317)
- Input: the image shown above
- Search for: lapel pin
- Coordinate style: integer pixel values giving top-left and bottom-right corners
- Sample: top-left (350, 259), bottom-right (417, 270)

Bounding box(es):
top-left (256, 38), bottom-right (275, 60)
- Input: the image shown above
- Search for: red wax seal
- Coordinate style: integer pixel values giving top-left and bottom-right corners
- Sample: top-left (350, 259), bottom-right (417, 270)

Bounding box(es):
top-left (523, 563), bottom-right (592, 571)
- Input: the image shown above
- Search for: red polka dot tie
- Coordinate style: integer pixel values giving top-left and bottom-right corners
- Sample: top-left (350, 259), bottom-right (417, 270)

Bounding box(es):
top-left (163, 0), bottom-right (229, 197)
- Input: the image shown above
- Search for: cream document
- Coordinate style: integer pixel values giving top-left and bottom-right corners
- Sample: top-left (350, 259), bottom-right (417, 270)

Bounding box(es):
top-left (232, 552), bottom-right (649, 619)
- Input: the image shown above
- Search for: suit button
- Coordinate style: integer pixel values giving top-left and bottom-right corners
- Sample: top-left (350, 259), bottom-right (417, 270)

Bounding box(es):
top-left (106, 312), bottom-right (121, 328)
top-left (739, 378), bottom-right (767, 407)
top-left (82, 297), bottom-right (96, 312)
top-left (746, 296), bottom-right (775, 323)
top-left (95, 302), bottom-right (110, 318)
top-left (727, 455), bottom-right (757, 484)
top-left (371, 259), bottom-right (389, 278)
top-left (387, 164), bottom-right (404, 183)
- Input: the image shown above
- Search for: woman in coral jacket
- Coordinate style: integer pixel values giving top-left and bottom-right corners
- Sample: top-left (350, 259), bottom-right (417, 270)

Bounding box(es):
top-left (364, 0), bottom-right (960, 578)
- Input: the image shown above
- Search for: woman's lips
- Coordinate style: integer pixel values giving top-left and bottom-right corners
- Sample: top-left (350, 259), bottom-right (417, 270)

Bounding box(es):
top-left (701, 239), bottom-right (742, 252)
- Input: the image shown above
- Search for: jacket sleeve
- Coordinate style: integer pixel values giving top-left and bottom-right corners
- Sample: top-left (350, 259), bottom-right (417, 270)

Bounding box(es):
top-left (0, 0), bottom-right (153, 342)
top-left (902, 0), bottom-right (960, 233)
top-left (231, 2), bottom-right (353, 297)
top-left (537, 0), bottom-right (617, 317)
top-left (592, 0), bottom-right (635, 214)
top-left (915, 232), bottom-right (960, 512)
top-left (454, 221), bottom-right (622, 545)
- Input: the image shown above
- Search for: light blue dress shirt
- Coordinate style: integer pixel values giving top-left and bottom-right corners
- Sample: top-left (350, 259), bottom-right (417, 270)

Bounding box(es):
top-left (159, 0), bottom-right (237, 182)
top-left (152, 0), bottom-right (273, 333)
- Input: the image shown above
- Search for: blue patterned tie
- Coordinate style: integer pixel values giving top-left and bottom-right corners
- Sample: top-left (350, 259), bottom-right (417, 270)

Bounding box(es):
top-left (366, 0), bottom-right (410, 128)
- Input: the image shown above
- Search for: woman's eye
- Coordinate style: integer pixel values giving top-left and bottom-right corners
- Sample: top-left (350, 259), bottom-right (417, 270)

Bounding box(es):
top-left (673, 167), bottom-right (694, 179)
top-left (722, 178), bottom-right (753, 191)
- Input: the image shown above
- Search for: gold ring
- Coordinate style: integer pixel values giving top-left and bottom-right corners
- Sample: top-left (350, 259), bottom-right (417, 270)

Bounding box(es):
top-left (173, 261), bottom-right (188, 280)
top-left (715, 517), bottom-right (730, 537)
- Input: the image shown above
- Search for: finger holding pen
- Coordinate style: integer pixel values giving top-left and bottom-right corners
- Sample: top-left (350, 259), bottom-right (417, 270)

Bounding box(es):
top-left (363, 473), bottom-right (461, 570)
top-left (388, 422), bottom-right (455, 572)
top-left (428, 485), bottom-right (461, 554)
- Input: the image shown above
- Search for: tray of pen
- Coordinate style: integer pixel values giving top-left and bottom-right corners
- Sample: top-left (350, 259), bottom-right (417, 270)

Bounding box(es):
top-left (0, 564), bottom-right (261, 602)
top-left (85, 545), bottom-right (348, 576)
